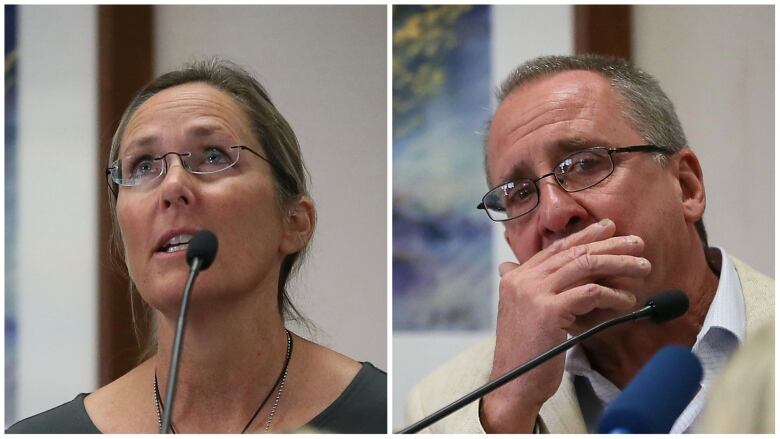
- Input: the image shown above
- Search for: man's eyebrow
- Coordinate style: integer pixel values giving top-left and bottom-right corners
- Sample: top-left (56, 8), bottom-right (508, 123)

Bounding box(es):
top-left (496, 138), bottom-right (609, 185)
top-left (498, 162), bottom-right (532, 187)
top-left (553, 137), bottom-right (605, 152)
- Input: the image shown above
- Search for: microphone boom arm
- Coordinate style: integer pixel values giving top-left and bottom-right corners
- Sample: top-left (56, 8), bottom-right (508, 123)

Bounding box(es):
top-left (160, 258), bottom-right (204, 433)
top-left (397, 305), bottom-right (653, 434)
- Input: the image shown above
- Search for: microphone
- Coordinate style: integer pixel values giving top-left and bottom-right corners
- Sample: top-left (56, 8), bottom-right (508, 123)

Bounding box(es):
top-left (160, 230), bottom-right (219, 434)
top-left (597, 345), bottom-right (703, 433)
top-left (185, 229), bottom-right (218, 270)
top-left (398, 290), bottom-right (689, 434)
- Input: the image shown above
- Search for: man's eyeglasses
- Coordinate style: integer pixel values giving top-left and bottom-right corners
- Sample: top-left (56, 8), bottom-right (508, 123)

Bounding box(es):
top-left (477, 145), bottom-right (670, 222)
top-left (106, 145), bottom-right (273, 193)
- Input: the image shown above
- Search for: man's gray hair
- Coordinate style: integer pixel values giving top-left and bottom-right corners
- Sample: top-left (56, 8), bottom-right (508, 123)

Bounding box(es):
top-left (488, 53), bottom-right (708, 246)
top-left (494, 54), bottom-right (688, 157)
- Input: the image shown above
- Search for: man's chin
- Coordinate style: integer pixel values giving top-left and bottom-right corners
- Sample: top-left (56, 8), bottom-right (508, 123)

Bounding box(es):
top-left (568, 308), bottom-right (626, 337)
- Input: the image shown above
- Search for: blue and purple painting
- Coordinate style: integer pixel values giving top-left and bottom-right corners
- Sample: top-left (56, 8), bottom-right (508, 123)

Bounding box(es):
top-left (393, 5), bottom-right (493, 330)
top-left (5, 4), bottom-right (18, 426)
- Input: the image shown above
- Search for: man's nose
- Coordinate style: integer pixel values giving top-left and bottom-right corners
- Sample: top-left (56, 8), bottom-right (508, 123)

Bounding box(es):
top-left (535, 178), bottom-right (589, 239)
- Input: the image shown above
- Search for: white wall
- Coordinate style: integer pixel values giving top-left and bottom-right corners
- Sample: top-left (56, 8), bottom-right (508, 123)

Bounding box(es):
top-left (154, 5), bottom-right (388, 369)
top-left (393, 5), bottom-right (573, 428)
top-left (14, 5), bottom-right (98, 424)
top-left (634, 5), bottom-right (774, 276)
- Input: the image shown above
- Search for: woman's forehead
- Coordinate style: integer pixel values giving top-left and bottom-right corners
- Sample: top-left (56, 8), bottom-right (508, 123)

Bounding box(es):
top-left (121, 82), bottom-right (254, 152)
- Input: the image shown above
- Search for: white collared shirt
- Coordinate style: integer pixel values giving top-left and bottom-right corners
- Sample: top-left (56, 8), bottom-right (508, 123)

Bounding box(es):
top-left (565, 247), bottom-right (746, 433)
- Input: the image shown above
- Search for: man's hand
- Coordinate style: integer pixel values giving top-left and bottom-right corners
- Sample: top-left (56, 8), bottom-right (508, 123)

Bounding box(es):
top-left (480, 218), bottom-right (650, 433)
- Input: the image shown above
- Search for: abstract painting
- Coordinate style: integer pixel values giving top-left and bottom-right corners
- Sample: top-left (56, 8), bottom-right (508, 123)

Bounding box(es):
top-left (393, 5), bottom-right (493, 330)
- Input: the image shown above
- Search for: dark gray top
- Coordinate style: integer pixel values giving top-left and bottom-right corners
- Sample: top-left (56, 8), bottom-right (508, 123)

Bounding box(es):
top-left (7, 362), bottom-right (386, 434)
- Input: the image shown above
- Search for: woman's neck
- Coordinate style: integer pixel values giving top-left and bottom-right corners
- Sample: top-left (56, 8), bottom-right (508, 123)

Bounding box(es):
top-left (152, 286), bottom-right (290, 433)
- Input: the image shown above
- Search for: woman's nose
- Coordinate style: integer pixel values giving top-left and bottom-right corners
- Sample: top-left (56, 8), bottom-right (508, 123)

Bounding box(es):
top-left (158, 155), bottom-right (195, 208)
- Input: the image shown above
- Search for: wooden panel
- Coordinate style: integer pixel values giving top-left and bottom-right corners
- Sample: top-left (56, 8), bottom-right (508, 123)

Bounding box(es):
top-left (97, 5), bottom-right (154, 386)
top-left (574, 5), bottom-right (632, 61)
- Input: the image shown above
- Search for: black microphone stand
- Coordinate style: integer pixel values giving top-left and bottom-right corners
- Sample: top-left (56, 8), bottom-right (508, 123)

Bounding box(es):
top-left (160, 258), bottom-right (205, 434)
top-left (397, 305), bottom-right (655, 434)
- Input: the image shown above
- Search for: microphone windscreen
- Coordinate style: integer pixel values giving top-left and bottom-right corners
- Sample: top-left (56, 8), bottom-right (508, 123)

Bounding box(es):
top-left (647, 290), bottom-right (689, 322)
top-left (186, 230), bottom-right (218, 270)
top-left (597, 345), bottom-right (703, 433)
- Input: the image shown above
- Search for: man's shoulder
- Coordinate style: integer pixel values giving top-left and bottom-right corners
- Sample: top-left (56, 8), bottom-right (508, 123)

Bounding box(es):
top-left (406, 337), bottom-right (585, 433)
top-left (731, 255), bottom-right (774, 334)
top-left (415, 338), bottom-right (496, 392)
top-left (406, 338), bottom-right (495, 433)
top-left (731, 256), bottom-right (773, 292)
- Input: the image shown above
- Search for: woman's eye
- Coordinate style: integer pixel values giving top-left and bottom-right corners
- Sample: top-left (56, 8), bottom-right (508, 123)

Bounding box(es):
top-left (132, 158), bottom-right (156, 177)
top-left (203, 147), bottom-right (230, 164)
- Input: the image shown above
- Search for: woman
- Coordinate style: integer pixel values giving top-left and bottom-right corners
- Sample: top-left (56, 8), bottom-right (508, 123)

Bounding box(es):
top-left (8, 59), bottom-right (386, 433)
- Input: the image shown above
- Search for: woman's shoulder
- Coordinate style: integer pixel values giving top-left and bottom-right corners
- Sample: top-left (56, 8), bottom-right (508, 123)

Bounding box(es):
top-left (6, 394), bottom-right (100, 434)
top-left (307, 362), bottom-right (387, 433)
top-left (344, 361), bottom-right (387, 411)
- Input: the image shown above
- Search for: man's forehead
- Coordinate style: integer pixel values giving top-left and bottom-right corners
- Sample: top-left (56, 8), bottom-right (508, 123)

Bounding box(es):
top-left (486, 70), bottom-right (624, 184)
top-left (491, 70), bottom-right (615, 137)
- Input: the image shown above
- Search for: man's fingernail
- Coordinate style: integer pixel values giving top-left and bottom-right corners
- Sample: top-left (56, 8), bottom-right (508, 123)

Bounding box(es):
top-left (598, 219), bottom-right (611, 227)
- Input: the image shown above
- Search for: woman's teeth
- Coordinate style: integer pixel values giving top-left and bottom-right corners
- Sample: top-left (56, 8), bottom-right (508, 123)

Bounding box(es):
top-left (164, 243), bottom-right (188, 253)
top-left (160, 234), bottom-right (193, 253)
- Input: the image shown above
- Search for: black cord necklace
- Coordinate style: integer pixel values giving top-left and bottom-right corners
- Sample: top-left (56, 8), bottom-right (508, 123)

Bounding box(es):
top-left (153, 329), bottom-right (293, 433)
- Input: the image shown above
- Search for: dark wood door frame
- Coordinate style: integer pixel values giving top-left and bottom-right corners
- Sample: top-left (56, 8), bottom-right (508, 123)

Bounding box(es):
top-left (97, 5), bottom-right (154, 386)
top-left (575, 5), bottom-right (632, 60)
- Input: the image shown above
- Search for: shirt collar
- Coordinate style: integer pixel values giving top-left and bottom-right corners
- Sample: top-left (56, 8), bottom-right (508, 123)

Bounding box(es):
top-left (694, 246), bottom-right (746, 346)
top-left (564, 247), bottom-right (745, 386)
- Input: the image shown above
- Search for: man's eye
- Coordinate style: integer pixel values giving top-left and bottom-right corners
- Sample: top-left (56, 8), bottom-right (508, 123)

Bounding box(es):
top-left (559, 151), bottom-right (605, 175)
top-left (505, 182), bottom-right (535, 203)
top-left (571, 157), bottom-right (599, 171)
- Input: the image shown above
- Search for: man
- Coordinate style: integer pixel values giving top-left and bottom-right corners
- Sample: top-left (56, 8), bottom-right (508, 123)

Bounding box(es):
top-left (406, 54), bottom-right (773, 433)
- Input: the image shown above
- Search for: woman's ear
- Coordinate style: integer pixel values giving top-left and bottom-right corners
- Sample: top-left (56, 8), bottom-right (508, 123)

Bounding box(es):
top-left (675, 149), bottom-right (706, 224)
top-left (280, 196), bottom-right (315, 255)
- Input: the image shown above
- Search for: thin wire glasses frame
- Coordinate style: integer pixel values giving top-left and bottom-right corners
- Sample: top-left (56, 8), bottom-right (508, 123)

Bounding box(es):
top-left (105, 145), bottom-right (274, 197)
top-left (477, 144), bottom-right (670, 222)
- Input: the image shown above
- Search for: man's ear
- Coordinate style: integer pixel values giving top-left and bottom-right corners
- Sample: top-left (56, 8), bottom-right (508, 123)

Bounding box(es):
top-left (675, 149), bottom-right (706, 224)
top-left (280, 196), bottom-right (315, 255)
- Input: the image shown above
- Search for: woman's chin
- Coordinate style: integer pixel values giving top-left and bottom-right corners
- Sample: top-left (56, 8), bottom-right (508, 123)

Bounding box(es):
top-left (138, 275), bottom-right (203, 313)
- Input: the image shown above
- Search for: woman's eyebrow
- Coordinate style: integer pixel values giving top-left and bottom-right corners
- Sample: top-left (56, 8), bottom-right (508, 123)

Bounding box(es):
top-left (188, 124), bottom-right (230, 138)
top-left (122, 134), bottom-right (159, 154)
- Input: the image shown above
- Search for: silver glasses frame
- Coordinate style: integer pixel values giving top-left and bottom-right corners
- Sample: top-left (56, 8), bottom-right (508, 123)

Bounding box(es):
top-left (105, 145), bottom-right (273, 195)
top-left (477, 144), bottom-right (669, 222)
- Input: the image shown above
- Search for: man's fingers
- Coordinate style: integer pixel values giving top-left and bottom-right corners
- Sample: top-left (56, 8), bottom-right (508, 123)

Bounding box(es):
top-left (551, 254), bottom-right (651, 291)
top-left (540, 234), bottom-right (645, 273)
top-left (532, 219), bottom-right (616, 265)
top-left (556, 284), bottom-right (637, 316)
top-left (499, 261), bottom-right (521, 277)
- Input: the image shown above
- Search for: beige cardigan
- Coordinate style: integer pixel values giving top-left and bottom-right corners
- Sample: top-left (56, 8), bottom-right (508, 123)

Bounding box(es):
top-left (406, 257), bottom-right (774, 433)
